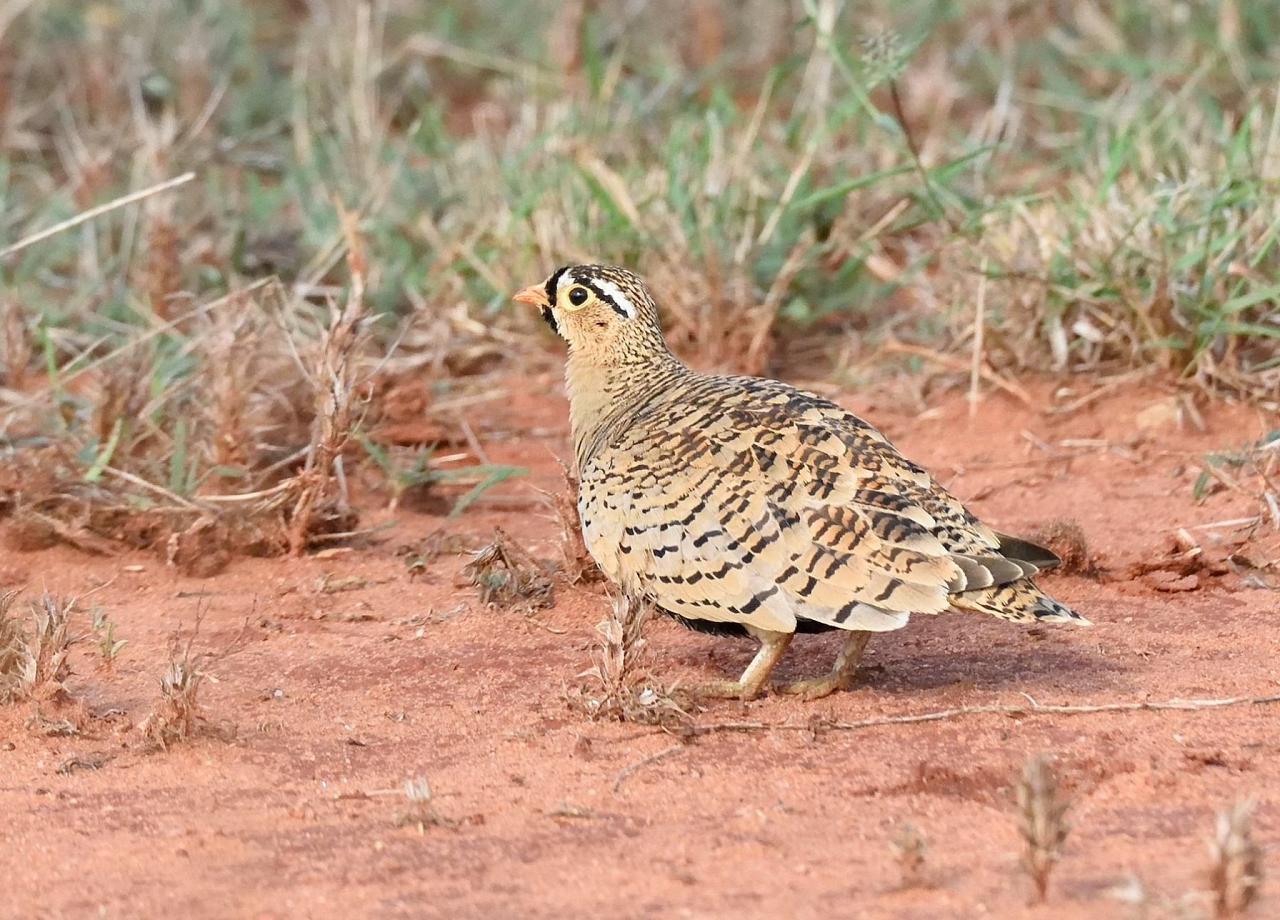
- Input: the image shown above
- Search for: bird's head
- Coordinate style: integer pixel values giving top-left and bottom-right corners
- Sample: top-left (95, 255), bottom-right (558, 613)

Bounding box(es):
top-left (513, 264), bottom-right (665, 359)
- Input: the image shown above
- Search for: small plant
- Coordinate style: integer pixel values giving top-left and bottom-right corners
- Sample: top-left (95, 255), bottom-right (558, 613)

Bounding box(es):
top-left (0, 591), bottom-right (25, 703)
top-left (396, 776), bottom-right (454, 832)
top-left (0, 593), bottom-right (82, 705)
top-left (891, 822), bottom-right (928, 889)
top-left (137, 608), bottom-right (242, 751)
top-left (462, 528), bottom-right (553, 612)
top-left (1016, 754), bottom-right (1072, 903)
top-left (570, 596), bottom-right (688, 729)
top-left (284, 206), bottom-right (371, 556)
top-left (139, 653), bottom-right (206, 751)
top-left (357, 434), bottom-right (524, 515)
top-left (540, 458), bottom-right (601, 584)
top-left (1207, 799), bottom-right (1263, 919)
top-left (90, 609), bottom-right (128, 668)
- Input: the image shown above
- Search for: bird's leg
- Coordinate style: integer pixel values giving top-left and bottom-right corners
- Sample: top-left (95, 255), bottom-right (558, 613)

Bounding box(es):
top-left (777, 630), bottom-right (872, 701)
top-left (689, 629), bottom-right (793, 701)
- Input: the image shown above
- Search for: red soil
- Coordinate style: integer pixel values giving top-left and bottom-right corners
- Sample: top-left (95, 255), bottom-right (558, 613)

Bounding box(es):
top-left (1, 374), bottom-right (1276, 919)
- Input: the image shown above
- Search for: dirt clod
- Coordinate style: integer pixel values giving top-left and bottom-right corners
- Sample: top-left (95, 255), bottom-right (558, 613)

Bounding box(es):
top-left (1025, 518), bottom-right (1095, 576)
top-left (3, 513), bottom-right (60, 553)
top-left (165, 517), bottom-right (232, 578)
top-left (1144, 571), bottom-right (1201, 593)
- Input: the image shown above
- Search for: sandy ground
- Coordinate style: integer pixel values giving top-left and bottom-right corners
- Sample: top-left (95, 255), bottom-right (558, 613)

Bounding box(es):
top-left (1, 374), bottom-right (1277, 919)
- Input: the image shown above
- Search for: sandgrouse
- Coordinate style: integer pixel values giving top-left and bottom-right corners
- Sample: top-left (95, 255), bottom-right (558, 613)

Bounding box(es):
top-left (515, 265), bottom-right (1089, 701)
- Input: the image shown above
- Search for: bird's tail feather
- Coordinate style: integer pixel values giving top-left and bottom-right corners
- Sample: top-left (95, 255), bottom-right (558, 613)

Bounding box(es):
top-left (950, 581), bottom-right (1089, 625)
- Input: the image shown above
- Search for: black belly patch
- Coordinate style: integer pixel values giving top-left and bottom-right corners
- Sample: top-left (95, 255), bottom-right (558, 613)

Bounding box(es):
top-left (659, 608), bottom-right (837, 637)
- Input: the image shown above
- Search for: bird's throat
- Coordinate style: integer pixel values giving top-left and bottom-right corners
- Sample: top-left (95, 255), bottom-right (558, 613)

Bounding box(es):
top-left (564, 345), bottom-right (684, 470)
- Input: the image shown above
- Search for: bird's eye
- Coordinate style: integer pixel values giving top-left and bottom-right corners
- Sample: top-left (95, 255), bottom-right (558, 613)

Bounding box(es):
top-left (568, 286), bottom-right (589, 307)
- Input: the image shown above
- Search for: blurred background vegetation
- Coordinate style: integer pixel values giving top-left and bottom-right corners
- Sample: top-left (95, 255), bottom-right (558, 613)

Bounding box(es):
top-left (0, 0), bottom-right (1277, 556)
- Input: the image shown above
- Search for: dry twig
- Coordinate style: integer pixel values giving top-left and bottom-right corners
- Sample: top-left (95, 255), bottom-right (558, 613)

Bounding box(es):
top-left (0, 172), bottom-right (196, 259)
top-left (612, 743), bottom-right (686, 793)
top-left (684, 692), bottom-right (1280, 737)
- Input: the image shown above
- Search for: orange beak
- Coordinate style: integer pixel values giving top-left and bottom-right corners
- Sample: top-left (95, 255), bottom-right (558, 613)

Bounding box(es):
top-left (512, 284), bottom-right (548, 307)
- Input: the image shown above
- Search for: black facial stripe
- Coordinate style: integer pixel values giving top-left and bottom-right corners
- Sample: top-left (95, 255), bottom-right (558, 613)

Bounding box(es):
top-left (580, 280), bottom-right (631, 319)
top-left (539, 305), bottom-right (559, 336)
top-left (545, 265), bottom-right (570, 305)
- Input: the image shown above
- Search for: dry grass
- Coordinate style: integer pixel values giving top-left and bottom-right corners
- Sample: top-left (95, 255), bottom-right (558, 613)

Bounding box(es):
top-left (1207, 799), bottom-right (1264, 919)
top-left (139, 650), bottom-right (206, 752)
top-left (1016, 753), bottom-right (1072, 903)
top-left (1107, 800), bottom-right (1266, 919)
top-left (541, 458), bottom-right (602, 584)
top-left (891, 821), bottom-right (928, 889)
top-left (395, 776), bottom-right (456, 832)
top-left (462, 527), bottom-right (554, 611)
top-left (569, 595), bottom-right (689, 729)
top-left (283, 206), bottom-right (371, 555)
top-left (137, 608), bottom-right (242, 751)
top-left (1195, 433), bottom-right (1280, 533)
top-left (0, 592), bottom-right (82, 706)
top-left (0, 591), bottom-right (26, 702)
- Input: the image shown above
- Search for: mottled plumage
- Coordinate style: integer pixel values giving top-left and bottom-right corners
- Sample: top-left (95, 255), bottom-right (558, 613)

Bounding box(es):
top-left (514, 265), bottom-right (1089, 700)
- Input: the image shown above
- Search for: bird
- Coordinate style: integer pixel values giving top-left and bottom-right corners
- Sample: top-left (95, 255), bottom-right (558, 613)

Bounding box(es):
top-left (513, 264), bottom-right (1090, 701)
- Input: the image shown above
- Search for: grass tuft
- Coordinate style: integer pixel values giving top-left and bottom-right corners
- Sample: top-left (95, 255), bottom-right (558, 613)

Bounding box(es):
top-left (463, 527), bottom-right (553, 611)
top-left (1207, 799), bottom-right (1264, 919)
top-left (891, 821), bottom-right (928, 889)
top-left (396, 776), bottom-right (456, 832)
top-left (14, 593), bottom-right (81, 705)
top-left (1016, 753), bottom-right (1072, 903)
top-left (138, 607), bottom-right (242, 751)
top-left (570, 595), bottom-right (689, 729)
top-left (140, 652), bottom-right (206, 752)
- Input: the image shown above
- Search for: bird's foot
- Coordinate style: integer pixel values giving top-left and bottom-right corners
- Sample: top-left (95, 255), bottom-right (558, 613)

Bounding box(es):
top-left (775, 672), bottom-right (857, 702)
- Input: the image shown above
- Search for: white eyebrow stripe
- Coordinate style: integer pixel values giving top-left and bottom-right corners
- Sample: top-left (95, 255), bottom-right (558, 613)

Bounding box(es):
top-left (588, 276), bottom-right (637, 318)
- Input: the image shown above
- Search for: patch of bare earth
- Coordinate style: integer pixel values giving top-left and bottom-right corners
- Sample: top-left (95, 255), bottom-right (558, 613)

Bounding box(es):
top-left (0, 376), bottom-right (1276, 919)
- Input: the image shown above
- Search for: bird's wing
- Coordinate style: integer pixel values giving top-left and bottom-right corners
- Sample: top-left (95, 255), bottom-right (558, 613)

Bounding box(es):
top-left (580, 377), bottom-right (1086, 631)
